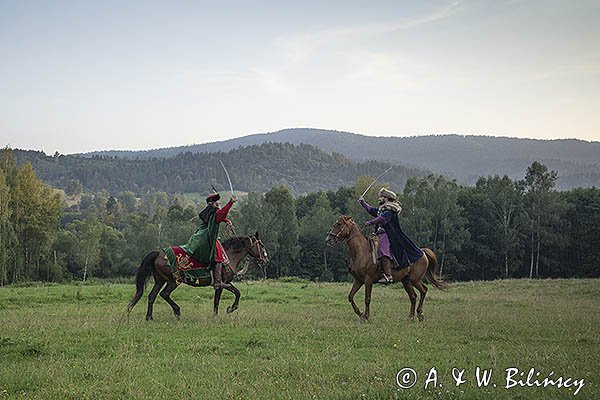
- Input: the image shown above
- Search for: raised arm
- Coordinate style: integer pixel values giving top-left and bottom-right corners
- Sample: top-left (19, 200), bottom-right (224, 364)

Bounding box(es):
top-left (359, 198), bottom-right (379, 217)
top-left (215, 197), bottom-right (235, 223)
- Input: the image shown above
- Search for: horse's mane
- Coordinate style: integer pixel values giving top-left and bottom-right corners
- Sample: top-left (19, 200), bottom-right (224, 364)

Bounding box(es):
top-left (221, 236), bottom-right (248, 251)
top-left (346, 217), bottom-right (369, 241)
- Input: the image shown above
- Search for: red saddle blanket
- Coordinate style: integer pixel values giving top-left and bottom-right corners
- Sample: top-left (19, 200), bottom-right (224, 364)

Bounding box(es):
top-left (163, 246), bottom-right (211, 286)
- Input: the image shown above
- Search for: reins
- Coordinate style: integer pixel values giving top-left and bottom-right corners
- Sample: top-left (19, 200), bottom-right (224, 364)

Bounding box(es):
top-left (328, 219), bottom-right (369, 245)
top-left (223, 235), bottom-right (266, 277)
top-left (328, 218), bottom-right (378, 263)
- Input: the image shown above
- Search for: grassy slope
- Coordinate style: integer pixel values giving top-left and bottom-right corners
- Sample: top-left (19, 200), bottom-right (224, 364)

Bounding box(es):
top-left (0, 279), bottom-right (598, 399)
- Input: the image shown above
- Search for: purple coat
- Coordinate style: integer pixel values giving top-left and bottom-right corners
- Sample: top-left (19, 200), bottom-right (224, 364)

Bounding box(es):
top-left (360, 199), bottom-right (424, 268)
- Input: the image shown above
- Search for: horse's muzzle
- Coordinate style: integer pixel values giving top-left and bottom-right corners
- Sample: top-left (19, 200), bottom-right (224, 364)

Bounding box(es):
top-left (325, 234), bottom-right (337, 247)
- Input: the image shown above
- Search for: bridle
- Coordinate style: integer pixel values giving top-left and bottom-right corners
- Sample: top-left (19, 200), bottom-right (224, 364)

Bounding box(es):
top-left (326, 217), bottom-right (358, 246)
top-left (245, 236), bottom-right (268, 265)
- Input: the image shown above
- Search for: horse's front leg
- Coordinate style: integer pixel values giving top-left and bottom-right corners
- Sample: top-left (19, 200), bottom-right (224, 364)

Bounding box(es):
top-left (213, 288), bottom-right (223, 315)
top-left (348, 279), bottom-right (364, 317)
top-left (401, 277), bottom-right (417, 320)
top-left (225, 284), bottom-right (241, 314)
top-left (413, 281), bottom-right (428, 322)
top-left (362, 280), bottom-right (373, 321)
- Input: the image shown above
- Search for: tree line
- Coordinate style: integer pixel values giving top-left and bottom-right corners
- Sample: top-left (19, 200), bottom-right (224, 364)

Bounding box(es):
top-left (1, 148), bottom-right (598, 285)
top-left (13, 142), bottom-right (426, 196)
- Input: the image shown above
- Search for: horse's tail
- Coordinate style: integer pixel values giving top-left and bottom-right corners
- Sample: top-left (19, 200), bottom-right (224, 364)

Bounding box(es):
top-left (127, 251), bottom-right (159, 313)
top-left (422, 248), bottom-right (449, 290)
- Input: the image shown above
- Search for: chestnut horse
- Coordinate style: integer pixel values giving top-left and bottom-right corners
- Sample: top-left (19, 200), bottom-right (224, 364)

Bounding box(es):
top-left (325, 215), bottom-right (447, 321)
top-left (127, 232), bottom-right (269, 320)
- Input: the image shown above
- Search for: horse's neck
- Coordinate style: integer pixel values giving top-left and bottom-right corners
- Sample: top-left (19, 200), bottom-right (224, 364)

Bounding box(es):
top-left (346, 224), bottom-right (370, 261)
top-left (227, 249), bottom-right (246, 268)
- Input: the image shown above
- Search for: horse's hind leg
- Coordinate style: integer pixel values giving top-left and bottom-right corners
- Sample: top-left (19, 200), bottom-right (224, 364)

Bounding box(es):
top-left (213, 288), bottom-right (223, 315)
top-left (225, 285), bottom-right (241, 314)
top-left (160, 281), bottom-right (181, 319)
top-left (401, 277), bottom-right (417, 320)
top-left (348, 279), bottom-right (364, 318)
top-left (362, 281), bottom-right (373, 321)
top-left (412, 280), bottom-right (428, 322)
top-left (146, 279), bottom-right (165, 321)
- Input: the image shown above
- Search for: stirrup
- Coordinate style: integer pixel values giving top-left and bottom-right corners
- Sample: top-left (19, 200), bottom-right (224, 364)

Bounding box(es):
top-left (378, 274), bottom-right (393, 284)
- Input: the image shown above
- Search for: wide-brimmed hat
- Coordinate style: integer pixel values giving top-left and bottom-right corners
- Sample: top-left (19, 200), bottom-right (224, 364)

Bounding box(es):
top-left (378, 187), bottom-right (397, 201)
top-left (206, 193), bottom-right (221, 203)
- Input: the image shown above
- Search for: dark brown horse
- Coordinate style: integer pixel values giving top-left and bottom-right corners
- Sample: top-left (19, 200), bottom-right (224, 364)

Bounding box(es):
top-left (127, 232), bottom-right (269, 320)
top-left (325, 215), bottom-right (447, 321)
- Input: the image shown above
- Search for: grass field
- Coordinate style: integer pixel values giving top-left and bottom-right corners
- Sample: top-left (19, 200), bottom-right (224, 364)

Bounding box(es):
top-left (0, 279), bottom-right (598, 399)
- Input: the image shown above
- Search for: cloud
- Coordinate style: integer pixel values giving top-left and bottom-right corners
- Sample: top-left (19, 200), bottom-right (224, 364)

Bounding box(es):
top-left (274, 1), bottom-right (464, 64)
top-left (139, 2), bottom-right (468, 98)
top-left (523, 54), bottom-right (600, 82)
top-left (342, 50), bottom-right (425, 90)
top-left (251, 67), bottom-right (294, 95)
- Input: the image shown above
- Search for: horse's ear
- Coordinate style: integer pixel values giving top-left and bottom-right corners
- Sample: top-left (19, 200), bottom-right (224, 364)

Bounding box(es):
top-left (255, 231), bottom-right (259, 239)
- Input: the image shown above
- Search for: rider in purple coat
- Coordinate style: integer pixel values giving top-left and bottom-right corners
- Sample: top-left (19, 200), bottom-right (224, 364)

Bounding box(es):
top-left (359, 187), bottom-right (424, 283)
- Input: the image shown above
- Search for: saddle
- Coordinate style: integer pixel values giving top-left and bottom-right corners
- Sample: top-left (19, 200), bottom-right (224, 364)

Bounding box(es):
top-left (369, 235), bottom-right (379, 266)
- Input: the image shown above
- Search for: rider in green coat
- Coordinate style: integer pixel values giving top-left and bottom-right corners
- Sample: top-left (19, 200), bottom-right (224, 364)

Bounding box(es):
top-left (180, 193), bottom-right (236, 289)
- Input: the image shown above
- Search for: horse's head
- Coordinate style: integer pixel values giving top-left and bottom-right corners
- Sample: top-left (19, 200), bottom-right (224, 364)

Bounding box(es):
top-left (325, 215), bottom-right (355, 247)
top-left (246, 231), bottom-right (269, 265)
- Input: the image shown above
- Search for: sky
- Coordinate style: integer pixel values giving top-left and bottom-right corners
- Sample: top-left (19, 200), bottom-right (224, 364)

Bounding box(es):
top-left (1, 0), bottom-right (599, 154)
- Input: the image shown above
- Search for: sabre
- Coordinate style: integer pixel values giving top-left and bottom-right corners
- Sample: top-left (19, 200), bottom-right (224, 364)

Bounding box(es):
top-left (218, 160), bottom-right (237, 236)
top-left (218, 160), bottom-right (235, 197)
top-left (360, 166), bottom-right (393, 198)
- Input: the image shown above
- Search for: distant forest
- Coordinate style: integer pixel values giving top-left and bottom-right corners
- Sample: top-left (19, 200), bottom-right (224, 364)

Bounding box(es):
top-left (13, 143), bottom-right (428, 196)
top-left (2, 147), bottom-right (599, 285)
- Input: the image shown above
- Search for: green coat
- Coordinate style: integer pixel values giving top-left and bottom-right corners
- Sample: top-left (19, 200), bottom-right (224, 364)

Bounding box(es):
top-left (180, 206), bottom-right (219, 268)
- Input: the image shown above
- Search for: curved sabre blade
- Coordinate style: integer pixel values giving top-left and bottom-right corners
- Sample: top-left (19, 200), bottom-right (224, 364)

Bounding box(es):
top-left (219, 160), bottom-right (235, 197)
top-left (360, 166), bottom-right (393, 198)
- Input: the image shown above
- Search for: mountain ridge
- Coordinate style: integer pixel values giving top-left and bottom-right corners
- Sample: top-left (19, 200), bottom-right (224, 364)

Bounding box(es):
top-left (80, 128), bottom-right (600, 189)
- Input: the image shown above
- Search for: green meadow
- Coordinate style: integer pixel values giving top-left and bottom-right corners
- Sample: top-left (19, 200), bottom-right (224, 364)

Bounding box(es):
top-left (0, 279), bottom-right (598, 399)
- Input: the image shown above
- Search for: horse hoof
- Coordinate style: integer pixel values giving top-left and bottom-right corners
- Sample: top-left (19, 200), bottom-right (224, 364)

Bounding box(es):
top-left (227, 306), bottom-right (237, 314)
top-left (418, 314), bottom-right (425, 322)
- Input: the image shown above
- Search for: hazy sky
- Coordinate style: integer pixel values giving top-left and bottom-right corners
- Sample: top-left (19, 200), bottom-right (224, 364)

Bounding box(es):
top-left (1, 0), bottom-right (599, 154)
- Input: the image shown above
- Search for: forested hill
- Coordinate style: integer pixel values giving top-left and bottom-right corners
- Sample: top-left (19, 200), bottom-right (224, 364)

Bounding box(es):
top-left (83, 128), bottom-right (600, 190)
top-left (14, 142), bottom-right (427, 195)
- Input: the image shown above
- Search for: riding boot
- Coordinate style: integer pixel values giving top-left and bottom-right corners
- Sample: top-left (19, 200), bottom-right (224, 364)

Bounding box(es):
top-left (378, 257), bottom-right (393, 284)
top-left (212, 263), bottom-right (231, 289)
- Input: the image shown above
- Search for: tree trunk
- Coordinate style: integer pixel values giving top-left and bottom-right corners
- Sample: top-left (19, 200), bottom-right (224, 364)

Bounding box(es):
top-left (504, 220), bottom-right (509, 278)
top-left (51, 250), bottom-right (56, 282)
top-left (12, 259), bottom-right (17, 283)
top-left (83, 253), bottom-right (89, 282)
top-left (439, 229), bottom-right (446, 276)
top-left (433, 219), bottom-right (439, 250)
top-left (535, 215), bottom-right (541, 278)
top-left (535, 231), bottom-right (541, 278)
top-left (529, 223), bottom-right (534, 279)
